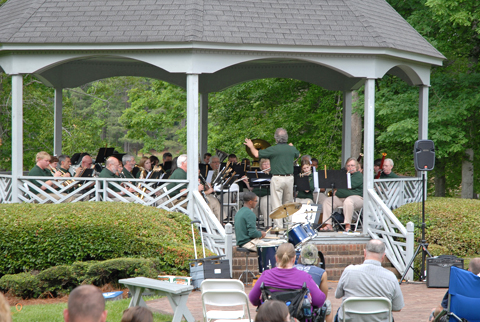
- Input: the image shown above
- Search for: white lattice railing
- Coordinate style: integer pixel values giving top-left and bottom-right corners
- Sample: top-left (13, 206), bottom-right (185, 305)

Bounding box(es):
top-left (0, 174), bottom-right (12, 204)
top-left (374, 177), bottom-right (423, 210)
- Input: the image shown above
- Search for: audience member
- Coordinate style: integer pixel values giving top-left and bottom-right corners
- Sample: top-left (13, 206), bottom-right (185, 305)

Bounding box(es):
top-left (0, 292), bottom-right (11, 322)
top-left (294, 243), bottom-right (332, 322)
top-left (63, 285), bottom-right (107, 322)
top-left (335, 239), bottom-right (404, 322)
top-left (428, 258), bottom-right (480, 322)
top-left (255, 300), bottom-right (290, 322)
top-left (121, 306), bottom-right (153, 322)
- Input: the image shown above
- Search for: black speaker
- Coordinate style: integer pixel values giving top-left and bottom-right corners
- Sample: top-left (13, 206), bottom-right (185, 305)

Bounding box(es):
top-left (426, 255), bottom-right (464, 288)
top-left (414, 140), bottom-right (435, 171)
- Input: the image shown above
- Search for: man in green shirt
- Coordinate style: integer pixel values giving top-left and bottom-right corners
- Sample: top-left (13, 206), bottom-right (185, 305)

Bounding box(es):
top-left (379, 158), bottom-right (399, 178)
top-left (121, 154), bottom-right (136, 179)
top-left (245, 128), bottom-right (299, 228)
top-left (321, 157), bottom-right (363, 232)
top-left (234, 191), bottom-right (266, 251)
top-left (98, 156), bottom-right (135, 201)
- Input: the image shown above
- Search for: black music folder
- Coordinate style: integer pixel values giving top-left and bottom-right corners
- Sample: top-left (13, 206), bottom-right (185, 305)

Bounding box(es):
top-left (316, 170), bottom-right (350, 189)
top-left (294, 175), bottom-right (310, 191)
top-left (95, 148), bottom-right (115, 163)
top-left (199, 163), bottom-right (211, 177)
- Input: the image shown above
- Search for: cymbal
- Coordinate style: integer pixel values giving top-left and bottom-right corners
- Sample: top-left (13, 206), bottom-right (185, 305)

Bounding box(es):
top-left (269, 202), bottom-right (302, 219)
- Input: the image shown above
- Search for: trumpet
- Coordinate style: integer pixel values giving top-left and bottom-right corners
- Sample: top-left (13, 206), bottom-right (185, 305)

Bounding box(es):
top-left (59, 169), bottom-right (76, 186)
top-left (48, 165), bottom-right (57, 175)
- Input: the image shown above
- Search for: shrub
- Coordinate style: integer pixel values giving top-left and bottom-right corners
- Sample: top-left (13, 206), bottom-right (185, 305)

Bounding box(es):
top-left (0, 272), bottom-right (40, 298)
top-left (0, 202), bottom-right (207, 277)
top-left (85, 258), bottom-right (158, 286)
top-left (395, 197), bottom-right (480, 258)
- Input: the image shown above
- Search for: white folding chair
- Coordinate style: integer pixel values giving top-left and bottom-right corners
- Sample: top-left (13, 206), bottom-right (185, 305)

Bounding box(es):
top-left (200, 279), bottom-right (244, 292)
top-left (353, 208), bottom-right (363, 232)
top-left (340, 297), bottom-right (392, 322)
top-left (201, 289), bottom-right (252, 322)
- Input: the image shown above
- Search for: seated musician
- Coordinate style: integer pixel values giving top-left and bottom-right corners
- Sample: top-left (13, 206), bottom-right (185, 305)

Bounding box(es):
top-left (203, 153), bottom-right (212, 164)
top-left (136, 157), bottom-right (152, 178)
top-left (121, 155), bottom-right (136, 179)
top-left (228, 153), bottom-right (238, 163)
top-left (149, 155), bottom-right (160, 167)
top-left (234, 191), bottom-right (267, 251)
top-left (295, 161), bottom-right (314, 205)
top-left (98, 156), bottom-right (135, 201)
top-left (320, 157), bottom-right (363, 232)
top-left (209, 156), bottom-right (222, 184)
top-left (379, 158), bottom-right (399, 178)
top-left (28, 151), bottom-right (75, 202)
top-left (241, 158), bottom-right (272, 222)
top-left (58, 155), bottom-right (72, 177)
top-left (49, 156), bottom-right (59, 171)
top-left (249, 243), bottom-right (326, 308)
top-left (74, 155), bottom-right (93, 177)
top-left (311, 158), bottom-right (319, 169)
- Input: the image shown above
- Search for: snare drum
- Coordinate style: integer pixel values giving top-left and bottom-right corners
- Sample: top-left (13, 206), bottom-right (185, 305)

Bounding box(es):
top-left (302, 223), bottom-right (317, 239)
top-left (287, 223), bottom-right (309, 247)
top-left (257, 245), bottom-right (278, 273)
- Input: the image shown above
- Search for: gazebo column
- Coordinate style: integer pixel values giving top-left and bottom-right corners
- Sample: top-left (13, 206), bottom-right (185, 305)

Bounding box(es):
top-left (363, 79), bottom-right (376, 230)
top-left (11, 75), bottom-right (24, 203)
top-left (199, 93), bottom-right (209, 160)
top-left (418, 85), bottom-right (429, 140)
top-left (54, 88), bottom-right (63, 156)
top-left (341, 91), bottom-right (352, 165)
top-left (186, 74), bottom-right (199, 217)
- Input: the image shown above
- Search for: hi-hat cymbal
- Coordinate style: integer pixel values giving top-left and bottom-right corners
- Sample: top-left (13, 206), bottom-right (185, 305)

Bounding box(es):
top-left (269, 227), bottom-right (287, 233)
top-left (269, 202), bottom-right (302, 219)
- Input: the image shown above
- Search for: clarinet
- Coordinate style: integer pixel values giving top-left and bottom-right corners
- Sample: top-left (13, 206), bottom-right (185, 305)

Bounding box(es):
top-left (198, 173), bottom-right (210, 204)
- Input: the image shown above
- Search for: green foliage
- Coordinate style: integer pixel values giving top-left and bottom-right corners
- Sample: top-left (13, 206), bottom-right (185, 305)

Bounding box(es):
top-left (0, 202), bottom-right (205, 277)
top-left (85, 258), bottom-right (158, 286)
top-left (0, 272), bottom-right (39, 299)
top-left (395, 197), bottom-right (480, 257)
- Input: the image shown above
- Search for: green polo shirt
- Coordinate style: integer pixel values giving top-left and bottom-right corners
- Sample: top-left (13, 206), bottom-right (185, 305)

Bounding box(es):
top-left (234, 206), bottom-right (262, 247)
top-left (380, 172), bottom-right (399, 179)
top-left (98, 168), bottom-right (120, 192)
top-left (297, 172), bottom-right (314, 199)
top-left (28, 165), bottom-right (53, 194)
top-left (166, 168), bottom-right (187, 197)
top-left (122, 168), bottom-right (135, 179)
top-left (258, 143), bottom-right (299, 175)
top-left (336, 171), bottom-right (363, 198)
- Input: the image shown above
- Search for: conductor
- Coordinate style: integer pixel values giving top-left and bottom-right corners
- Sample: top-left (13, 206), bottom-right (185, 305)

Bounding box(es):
top-left (245, 128), bottom-right (299, 228)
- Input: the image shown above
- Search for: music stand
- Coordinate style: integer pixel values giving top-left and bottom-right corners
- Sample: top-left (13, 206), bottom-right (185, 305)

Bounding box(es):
top-left (219, 174), bottom-right (240, 224)
top-left (95, 148), bottom-right (114, 164)
top-left (199, 163), bottom-right (211, 178)
top-left (70, 153), bottom-right (81, 165)
top-left (246, 171), bottom-right (272, 228)
top-left (317, 170), bottom-right (350, 231)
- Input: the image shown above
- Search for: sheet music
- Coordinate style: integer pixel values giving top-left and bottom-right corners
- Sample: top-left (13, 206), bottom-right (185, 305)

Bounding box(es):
top-left (313, 167), bottom-right (319, 190)
top-left (291, 205), bottom-right (318, 224)
top-left (206, 170), bottom-right (214, 184)
top-left (252, 178), bottom-right (271, 183)
top-left (347, 172), bottom-right (351, 189)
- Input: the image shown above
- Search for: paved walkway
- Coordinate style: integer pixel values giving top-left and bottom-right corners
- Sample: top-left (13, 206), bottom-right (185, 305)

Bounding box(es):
top-left (148, 281), bottom-right (446, 322)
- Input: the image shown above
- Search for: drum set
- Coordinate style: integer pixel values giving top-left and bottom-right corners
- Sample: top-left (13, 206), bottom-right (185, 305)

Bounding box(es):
top-left (257, 202), bottom-right (317, 273)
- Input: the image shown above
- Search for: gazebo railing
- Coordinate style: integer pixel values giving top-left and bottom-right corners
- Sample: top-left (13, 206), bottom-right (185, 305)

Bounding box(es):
top-left (374, 177), bottom-right (423, 209)
top-left (0, 174), bottom-right (12, 203)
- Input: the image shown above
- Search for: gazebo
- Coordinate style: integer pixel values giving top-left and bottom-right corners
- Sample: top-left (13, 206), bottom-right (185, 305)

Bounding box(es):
top-left (0, 0), bottom-right (444, 277)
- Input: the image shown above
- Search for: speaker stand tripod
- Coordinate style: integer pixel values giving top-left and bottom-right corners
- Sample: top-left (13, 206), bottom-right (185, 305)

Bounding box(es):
top-left (400, 171), bottom-right (432, 284)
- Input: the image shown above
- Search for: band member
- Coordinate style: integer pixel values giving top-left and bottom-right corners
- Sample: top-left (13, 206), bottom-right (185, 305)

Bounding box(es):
top-left (245, 128), bottom-right (299, 228)
top-left (228, 154), bottom-right (238, 163)
top-left (58, 155), bottom-right (72, 177)
top-left (311, 158), bottom-right (319, 169)
top-left (379, 158), bottom-right (399, 178)
top-left (320, 158), bottom-right (363, 232)
top-left (161, 152), bottom-right (172, 165)
top-left (98, 156), bottom-right (135, 201)
top-left (136, 157), bottom-right (152, 178)
top-left (49, 156), bottom-right (59, 173)
top-left (149, 155), bottom-right (160, 167)
top-left (209, 156), bottom-right (222, 184)
top-left (74, 155), bottom-right (94, 177)
top-left (242, 158), bottom-right (272, 223)
top-left (122, 155), bottom-right (136, 179)
top-left (295, 161), bottom-right (314, 204)
top-left (203, 153), bottom-right (212, 164)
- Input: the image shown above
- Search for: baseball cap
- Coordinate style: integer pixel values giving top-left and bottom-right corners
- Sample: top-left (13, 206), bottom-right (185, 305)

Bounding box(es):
top-left (300, 243), bottom-right (319, 265)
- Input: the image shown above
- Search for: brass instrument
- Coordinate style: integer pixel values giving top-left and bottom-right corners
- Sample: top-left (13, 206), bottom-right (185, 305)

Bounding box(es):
top-left (198, 173), bottom-right (210, 204)
top-left (293, 154), bottom-right (302, 166)
top-left (48, 165), bottom-right (57, 175)
top-left (245, 139), bottom-right (271, 167)
top-left (215, 149), bottom-right (228, 163)
top-left (59, 169), bottom-right (76, 186)
top-left (135, 166), bottom-right (147, 198)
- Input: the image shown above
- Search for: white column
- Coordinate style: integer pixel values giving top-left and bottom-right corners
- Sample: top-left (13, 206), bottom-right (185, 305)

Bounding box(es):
top-left (342, 91), bottom-right (352, 165)
top-left (199, 93), bottom-right (209, 160)
top-left (54, 88), bottom-right (63, 156)
top-left (11, 75), bottom-right (23, 203)
top-left (363, 79), bottom-right (376, 230)
top-left (186, 74), bottom-right (199, 217)
top-left (418, 85), bottom-right (429, 140)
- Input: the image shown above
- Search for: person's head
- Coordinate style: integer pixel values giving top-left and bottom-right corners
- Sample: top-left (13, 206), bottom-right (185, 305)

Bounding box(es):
top-left (81, 155), bottom-right (93, 169)
top-left (275, 243), bottom-right (296, 268)
top-left (301, 161), bottom-right (311, 174)
top-left (243, 191), bottom-right (258, 209)
top-left (345, 157), bottom-right (359, 174)
top-left (300, 243), bottom-right (319, 266)
top-left (63, 285), bottom-right (107, 322)
top-left (364, 239), bottom-right (386, 262)
top-left (374, 158), bottom-right (382, 174)
top-left (122, 155), bottom-right (136, 172)
top-left (35, 151), bottom-right (51, 169)
top-left (468, 258), bottom-right (480, 276)
top-left (121, 306), bottom-right (153, 322)
top-left (105, 156), bottom-right (120, 173)
top-left (203, 153), bottom-right (212, 164)
top-left (255, 300), bottom-right (290, 322)
top-left (0, 292), bottom-right (11, 322)
top-left (259, 158), bottom-right (270, 171)
top-left (383, 158), bottom-right (394, 175)
top-left (274, 128), bottom-right (288, 144)
top-left (209, 156), bottom-right (221, 170)
top-left (149, 155), bottom-right (160, 166)
top-left (301, 155), bottom-right (311, 164)
top-left (116, 161), bottom-right (124, 175)
top-left (163, 152), bottom-right (172, 162)
top-left (177, 154), bottom-right (187, 171)
top-left (50, 156), bottom-right (59, 169)
top-left (228, 154), bottom-right (237, 163)
top-left (58, 155), bottom-right (72, 170)
top-left (138, 157), bottom-right (152, 171)
top-left (311, 158), bottom-right (318, 168)
top-left (358, 162), bottom-right (363, 173)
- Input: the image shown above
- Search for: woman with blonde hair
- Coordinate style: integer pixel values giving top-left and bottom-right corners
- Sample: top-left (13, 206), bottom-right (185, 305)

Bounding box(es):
top-left (136, 156), bottom-right (152, 178)
top-left (249, 243), bottom-right (325, 308)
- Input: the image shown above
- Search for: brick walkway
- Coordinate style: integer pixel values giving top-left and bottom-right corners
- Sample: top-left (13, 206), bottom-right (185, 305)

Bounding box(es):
top-left (148, 281), bottom-right (446, 321)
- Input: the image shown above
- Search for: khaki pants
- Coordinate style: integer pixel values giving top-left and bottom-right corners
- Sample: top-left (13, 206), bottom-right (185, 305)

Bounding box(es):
top-left (323, 195), bottom-right (363, 225)
top-left (241, 238), bottom-right (285, 252)
top-left (313, 191), bottom-right (328, 205)
top-left (205, 194), bottom-right (222, 222)
top-left (270, 175), bottom-right (294, 228)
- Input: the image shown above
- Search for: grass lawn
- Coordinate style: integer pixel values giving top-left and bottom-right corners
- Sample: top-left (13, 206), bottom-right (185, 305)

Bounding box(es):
top-left (10, 297), bottom-right (173, 322)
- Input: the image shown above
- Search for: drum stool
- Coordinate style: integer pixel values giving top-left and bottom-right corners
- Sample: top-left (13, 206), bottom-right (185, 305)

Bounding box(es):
top-left (237, 247), bottom-right (256, 285)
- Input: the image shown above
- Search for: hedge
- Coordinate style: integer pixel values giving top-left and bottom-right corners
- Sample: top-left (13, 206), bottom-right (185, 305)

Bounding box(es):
top-left (0, 258), bottom-right (159, 298)
top-left (395, 197), bottom-right (480, 258)
top-left (0, 202), bottom-right (207, 277)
